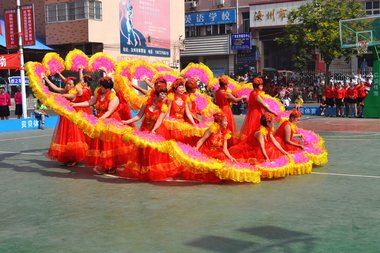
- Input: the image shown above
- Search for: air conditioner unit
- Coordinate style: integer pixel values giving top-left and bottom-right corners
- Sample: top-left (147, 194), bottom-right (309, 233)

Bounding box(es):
top-left (216, 0), bottom-right (225, 6)
top-left (191, 1), bottom-right (198, 8)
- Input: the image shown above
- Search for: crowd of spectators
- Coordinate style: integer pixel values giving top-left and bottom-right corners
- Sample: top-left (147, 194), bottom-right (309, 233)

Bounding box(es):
top-left (227, 71), bottom-right (373, 116)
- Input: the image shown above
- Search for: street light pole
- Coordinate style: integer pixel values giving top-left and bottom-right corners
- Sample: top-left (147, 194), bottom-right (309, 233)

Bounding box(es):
top-left (16, 0), bottom-right (27, 119)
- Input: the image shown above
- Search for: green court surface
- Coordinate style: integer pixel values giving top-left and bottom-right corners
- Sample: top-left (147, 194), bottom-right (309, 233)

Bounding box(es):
top-left (0, 116), bottom-right (379, 253)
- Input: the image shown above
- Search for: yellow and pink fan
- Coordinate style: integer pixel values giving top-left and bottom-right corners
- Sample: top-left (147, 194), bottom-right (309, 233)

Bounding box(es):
top-left (208, 76), bottom-right (238, 92)
top-left (114, 60), bottom-right (145, 111)
top-left (65, 49), bottom-right (89, 71)
top-left (129, 60), bottom-right (157, 81)
top-left (151, 71), bottom-right (179, 86)
top-left (152, 62), bottom-right (175, 73)
top-left (180, 62), bottom-right (214, 86)
top-left (42, 53), bottom-right (64, 76)
top-left (88, 52), bottom-right (116, 73)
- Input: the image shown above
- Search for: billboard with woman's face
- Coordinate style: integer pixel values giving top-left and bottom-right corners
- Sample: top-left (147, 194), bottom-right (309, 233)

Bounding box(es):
top-left (119, 0), bottom-right (170, 57)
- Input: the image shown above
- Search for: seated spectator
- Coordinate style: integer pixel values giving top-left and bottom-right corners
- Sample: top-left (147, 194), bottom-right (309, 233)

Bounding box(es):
top-left (34, 100), bottom-right (48, 129)
top-left (294, 94), bottom-right (304, 111)
top-left (319, 96), bottom-right (327, 116)
top-left (281, 94), bottom-right (291, 110)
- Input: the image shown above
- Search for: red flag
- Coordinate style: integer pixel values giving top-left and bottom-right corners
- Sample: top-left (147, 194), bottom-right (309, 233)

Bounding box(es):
top-left (0, 53), bottom-right (21, 70)
top-left (4, 9), bottom-right (18, 49)
top-left (21, 5), bottom-right (35, 46)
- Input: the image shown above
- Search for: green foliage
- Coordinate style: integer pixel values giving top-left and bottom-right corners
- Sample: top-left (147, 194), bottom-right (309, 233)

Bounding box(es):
top-left (275, 0), bottom-right (364, 71)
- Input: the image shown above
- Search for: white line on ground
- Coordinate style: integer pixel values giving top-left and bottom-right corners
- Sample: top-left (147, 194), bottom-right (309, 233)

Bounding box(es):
top-left (312, 171), bottom-right (380, 179)
top-left (0, 151), bottom-right (44, 156)
top-left (0, 134), bottom-right (51, 142)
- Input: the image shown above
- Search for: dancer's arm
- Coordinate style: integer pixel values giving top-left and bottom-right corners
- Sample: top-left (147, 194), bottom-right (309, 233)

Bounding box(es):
top-left (223, 140), bottom-right (236, 162)
top-left (151, 111), bottom-right (167, 134)
top-left (269, 133), bottom-right (289, 155)
top-left (255, 132), bottom-right (270, 162)
top-left (195, 128), bottom-right (212, 150)
top-left (256, 95), bottom-right (277, 116)
top-left (122, 104), bottom-right (146, 125)
top-left (284, 125), bottom-right (303, 148)
top-left (226, 92), bottom-right (246, 103)
top-left (99, 96), bottom-right (119, 119)
top-left (143, 77), bottom-right (154, 89)
top-left (42, 75), bottom-right (65, 93)
top-left (185, 102), bottom-right (196, 125)
top-left (57, 72), bottom-right (67, 83)
top-left (72, 95), bottom-right (96, 108)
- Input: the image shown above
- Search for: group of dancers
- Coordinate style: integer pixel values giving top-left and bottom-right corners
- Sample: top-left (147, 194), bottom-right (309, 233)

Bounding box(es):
top-left (25, 50), bottom-right (327, 183)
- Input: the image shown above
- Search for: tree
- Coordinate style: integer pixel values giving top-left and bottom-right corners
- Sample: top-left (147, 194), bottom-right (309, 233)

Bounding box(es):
top-left (275, 0), bottom-right (364, 81)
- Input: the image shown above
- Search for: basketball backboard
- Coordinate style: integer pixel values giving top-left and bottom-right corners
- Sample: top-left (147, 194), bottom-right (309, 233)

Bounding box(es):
top-left (339, 15), bottom-right (380, 49)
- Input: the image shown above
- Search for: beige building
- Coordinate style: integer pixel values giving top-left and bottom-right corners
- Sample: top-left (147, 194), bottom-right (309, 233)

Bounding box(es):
top-left (0, 0), bottom-right (185, 69)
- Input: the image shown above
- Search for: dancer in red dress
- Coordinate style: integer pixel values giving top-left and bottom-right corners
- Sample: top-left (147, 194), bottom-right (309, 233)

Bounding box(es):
top-left (72, 77), bottom-right (129, 174)
top-left (163, 78), bottom-right (196, 142)
top-left (120, 78), bottom-right (178, 181)
top-left (185, 78), bottom-right (200, 124)
top-left (76, 67), bottom-right (93, 115)
top-left (229, 113), bottom-right (289, 164)
top-left (196, 112), bottom-right (236, 162)
top-left (122, 77), bottom-right (169, 137)
top-left (214, 75), bottom-right (246, 145)
top-left (274, 109), bottom-right (304, 153)
top-left (240, 77), bottom-right (278, 141)
top-left (43, 74), bottom-right (88, 166)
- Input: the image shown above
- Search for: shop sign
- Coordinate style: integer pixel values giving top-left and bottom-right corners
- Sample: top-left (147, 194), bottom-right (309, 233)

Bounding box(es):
top-left (250, 1), bottom-right (310, 28)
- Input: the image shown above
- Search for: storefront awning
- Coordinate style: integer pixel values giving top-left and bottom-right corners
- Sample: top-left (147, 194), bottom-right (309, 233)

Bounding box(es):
top-left (0, 18), bottom-right (54, 51)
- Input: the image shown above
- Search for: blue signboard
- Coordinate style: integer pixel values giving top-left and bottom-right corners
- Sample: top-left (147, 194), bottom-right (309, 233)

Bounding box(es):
top-left (231, 33), bottom-right (251, 50)
top-left (0, 116), bottom-right (58, 132)
top-left (8, 76), bottom-right (29, 86)
top-left (185, 9), bottom-right (236, 27)
top-left (237, 47), bottom-right (257, 65)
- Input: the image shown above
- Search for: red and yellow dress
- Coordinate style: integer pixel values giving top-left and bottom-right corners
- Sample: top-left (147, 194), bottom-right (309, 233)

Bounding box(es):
top-left (240, 90), bottom-right (264, 140)
top-left (198, 123), bottom-right (232, 161)
top-left (185, 93), bottom-right (199, 124)
top-left (116, 89), bottom-right (135, 127)
top-left (85, 87), bottom-right (129, 169)
top-left (119, 100), bottom-right (177, 181)
top-left (167, 93), bottom-right (189, 142)
top-left (229, 126), bottom-right (284, 164)
top-left (215, 89), bottom-right (237, 145)
top-left (48, 87), bottom-right (88, 164)
top-left (274, 120), bottom-right (302, 153)
top-left (73, 83), bottom-right (92, 115)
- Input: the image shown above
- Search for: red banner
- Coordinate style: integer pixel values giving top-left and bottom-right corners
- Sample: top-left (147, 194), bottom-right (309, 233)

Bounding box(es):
top-left (21, 5), bottom-right (35, 46)
top-left (4, 9), bottom-right (18, 49)
top-left (0, 53), bottom-right (21, 70)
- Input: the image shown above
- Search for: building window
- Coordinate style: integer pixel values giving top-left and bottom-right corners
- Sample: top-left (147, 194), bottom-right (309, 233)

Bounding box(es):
top-left (242, 12), bottom-right (250, 33)
top-left (365, 1), bottom-right (380, 15)
top-left (46, 0), bottom-right (102, 23)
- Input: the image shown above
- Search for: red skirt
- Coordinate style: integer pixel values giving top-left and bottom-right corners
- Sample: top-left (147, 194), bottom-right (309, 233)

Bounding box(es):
top-left (48, 116), bottom-right (88, 163)
top-left (275, 137), bottom-right (303, 153)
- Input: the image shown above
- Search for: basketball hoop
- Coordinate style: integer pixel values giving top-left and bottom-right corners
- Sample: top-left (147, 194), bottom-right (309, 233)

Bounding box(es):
top-left (356, 40), bottom-right (369, 55)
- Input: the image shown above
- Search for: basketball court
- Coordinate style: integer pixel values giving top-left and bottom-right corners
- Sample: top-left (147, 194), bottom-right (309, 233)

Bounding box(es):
top-left (0, 115), bottom-right (379, 253)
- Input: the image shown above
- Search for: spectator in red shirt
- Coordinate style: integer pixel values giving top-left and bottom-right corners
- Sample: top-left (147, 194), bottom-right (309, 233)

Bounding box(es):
top-left (0, 86), bottom-right (11, 120)
top-left (14, 86), bottom-right (23, 119)
top-left (324, 82), bottom-right (335, 117)
top-left (346, 82), bottom-right (358, 117)
top-left (356, 81), bottom-right (367, 118)
top-left (334, 83), bottom-right (345, 117)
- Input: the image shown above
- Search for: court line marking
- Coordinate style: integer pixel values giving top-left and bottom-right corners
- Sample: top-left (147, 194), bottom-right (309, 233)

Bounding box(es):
top-left (312, 171), bottom-right (380, 179)
top-left (0, 134), bottom-right (51, 142)
top-left (0, 151), bottom-right (44, 156)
